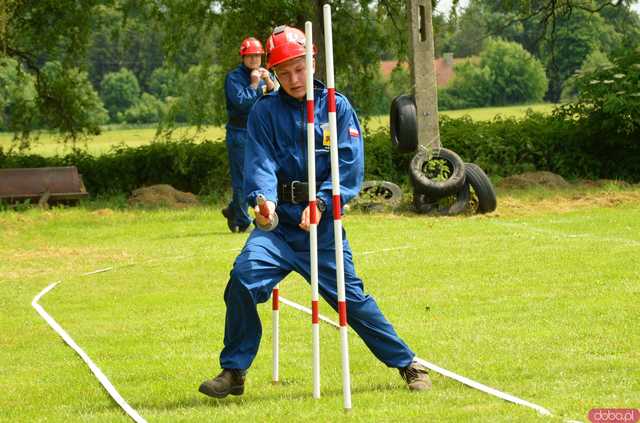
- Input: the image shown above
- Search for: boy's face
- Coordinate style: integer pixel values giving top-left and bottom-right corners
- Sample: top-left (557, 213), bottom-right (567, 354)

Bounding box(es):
top-left (275, 56), bottom-right (313, 100)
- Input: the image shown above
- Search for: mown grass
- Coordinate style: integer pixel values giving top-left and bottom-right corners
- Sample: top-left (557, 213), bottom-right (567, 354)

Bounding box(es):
top-left (0, 103), bottom-right (554, 157)
top-left (1, 184), bottom-right (638, 422)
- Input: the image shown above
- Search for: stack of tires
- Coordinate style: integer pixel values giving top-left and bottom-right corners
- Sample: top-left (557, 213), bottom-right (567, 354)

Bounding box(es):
top-left (390, 94), bottom-right (497, 215)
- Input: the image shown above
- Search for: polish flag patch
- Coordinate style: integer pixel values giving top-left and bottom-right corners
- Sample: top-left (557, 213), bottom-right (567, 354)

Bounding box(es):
top-left (349, 127), bottom-right (360, 137)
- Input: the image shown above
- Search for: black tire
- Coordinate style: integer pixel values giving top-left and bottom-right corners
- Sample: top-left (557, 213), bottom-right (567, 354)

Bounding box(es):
top-left (390, 95), bottom-right (418, 153)
top-left (413, 182), bottom-right (470, 216)
top-left (410, 147), bottom-right (466, 199)
top-left (465, 163), bottom-right (497, 213)
top-left (358, 180), bottom-right (403, 211)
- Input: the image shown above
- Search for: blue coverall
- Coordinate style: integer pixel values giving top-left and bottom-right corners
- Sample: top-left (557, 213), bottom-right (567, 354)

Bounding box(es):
top-left (224, 64), bottom-right (268, 230)
top-left (219, 80), bottom-right (415, 371)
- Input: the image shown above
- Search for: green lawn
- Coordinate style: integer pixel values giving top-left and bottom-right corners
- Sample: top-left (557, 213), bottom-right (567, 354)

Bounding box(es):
top-left (0, 103), bottom-right (554, 157)
top-left (1, 185), bottom-right (638, 422)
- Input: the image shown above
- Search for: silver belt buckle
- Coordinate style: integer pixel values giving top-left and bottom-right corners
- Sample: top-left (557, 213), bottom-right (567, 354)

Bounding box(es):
top-left (290, 180), bottom-right (301, 204)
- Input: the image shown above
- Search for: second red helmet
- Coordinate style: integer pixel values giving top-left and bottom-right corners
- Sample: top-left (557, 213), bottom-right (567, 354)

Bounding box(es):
top-left (239, 37), bottom-right (265, 56)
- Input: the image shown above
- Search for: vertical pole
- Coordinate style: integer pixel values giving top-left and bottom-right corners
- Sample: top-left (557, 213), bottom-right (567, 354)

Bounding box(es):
top-left (305, 21), bottom-right (321, 400)
top-left (323, 4), bottom-right (352, 412)
top-left (407, 0), bottom-right (441, 150)
top-left (272, 285), bottom-right (279, 384)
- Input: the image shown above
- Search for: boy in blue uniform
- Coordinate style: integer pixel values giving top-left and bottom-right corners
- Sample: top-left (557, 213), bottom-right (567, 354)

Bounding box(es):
top-left (223, 37), bottom-right (276, 232)
top-left (200, 26), bottom-right (430, 398)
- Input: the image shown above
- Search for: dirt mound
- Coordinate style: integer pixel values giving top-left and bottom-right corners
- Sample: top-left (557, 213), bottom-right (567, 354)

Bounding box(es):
top-left (128, 184), bottom-right (199, 208)
top-left (497, 171), bottom-right (570, 189)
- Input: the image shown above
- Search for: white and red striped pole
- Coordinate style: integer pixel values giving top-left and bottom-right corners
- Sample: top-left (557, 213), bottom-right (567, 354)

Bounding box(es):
top-left (323, 4), bottom-right (352, 411)
top-left (305, 21), bottom-right (321, 400)
top-left (272, 284), bottom-right (280, 384)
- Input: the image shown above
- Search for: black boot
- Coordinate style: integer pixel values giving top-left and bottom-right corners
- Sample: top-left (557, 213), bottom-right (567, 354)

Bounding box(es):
top-left (199, 369), bottom-right (246, 398)
top-left (222, 207), bottom-right (239, 233)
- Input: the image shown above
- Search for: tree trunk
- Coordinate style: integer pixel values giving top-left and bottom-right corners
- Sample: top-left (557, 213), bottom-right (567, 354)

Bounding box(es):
top-left (312, 0), bottom-right (326, 83)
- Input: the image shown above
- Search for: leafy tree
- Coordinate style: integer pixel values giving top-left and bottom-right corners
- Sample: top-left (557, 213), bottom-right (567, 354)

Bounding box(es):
top-left (100, 68), bottom-right (141, 122)
top-left (478, 0), bottom-right (635, 101)
top-left (121, 93), bottom-right (165, 124)
top-left (446, 62), bottom-right (492, 107)
top-left (161, 65), bottom-right (219, 127)
top-left (87, 5), bottom-right (166, 91)
top-left (541, 9), bottom-right (621, 101)
top-left (38, 61), bottom-right (109, 141)
top-left (0, 58), bottom-right (40, 147)
top-left (447, 38), bottom-right (548, 107)
top-left (560, 49), bottom-right (612, 101)
top-left (386, 63), bottom-right (411, 100)
top-left (446, 1), bottom-right (488, 58)
top-left (482, 38), bottom-right (548, 104)
top-left (148, 66), bottom-right (181, 100)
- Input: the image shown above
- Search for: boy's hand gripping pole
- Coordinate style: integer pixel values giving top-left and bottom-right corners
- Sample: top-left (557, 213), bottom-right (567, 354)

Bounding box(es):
top-left (256, 194), bottom-right (278, 231)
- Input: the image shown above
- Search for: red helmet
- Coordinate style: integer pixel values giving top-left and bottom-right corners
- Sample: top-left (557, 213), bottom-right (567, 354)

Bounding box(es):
top-left (239, 37), bottom-right (264, 56)
top-left (265, 25), bottom-right (314, 69)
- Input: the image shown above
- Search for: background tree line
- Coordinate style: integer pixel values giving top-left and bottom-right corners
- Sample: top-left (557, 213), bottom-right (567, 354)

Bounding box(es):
top-left (1, 0), bottom-right (638, 144)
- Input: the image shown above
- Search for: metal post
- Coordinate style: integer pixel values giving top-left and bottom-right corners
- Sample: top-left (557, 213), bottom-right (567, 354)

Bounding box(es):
top-left (305, 20), bottom-right (321, 400)
top-left (272, 285), bottom-right (279, 384)
top-left (323, 4), bottom-right (352, 411)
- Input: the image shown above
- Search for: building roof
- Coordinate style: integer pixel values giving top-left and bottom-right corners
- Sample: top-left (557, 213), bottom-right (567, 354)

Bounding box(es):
top-left (380, 57), bottom-right (478, 87)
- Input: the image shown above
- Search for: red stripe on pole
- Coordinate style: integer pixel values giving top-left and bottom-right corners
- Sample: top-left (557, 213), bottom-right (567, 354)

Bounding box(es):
top-left (327, 88), bottom-right (336, 112)
top-left (338, 301), bottom-right (347, 326)
top-left (332, 194), bottom-right (341, 220)
top-left (272, 288), bottom-right (279, 310)
top-left (309, 200), bottom-right (318, 224)
top-left (312, 300), bottom-right (319, 324)
top-left (306, 100), bottom-right (314, 123)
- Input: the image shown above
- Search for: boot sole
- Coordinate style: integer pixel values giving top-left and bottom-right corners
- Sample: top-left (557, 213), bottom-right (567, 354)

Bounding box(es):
top-left (199, 383), bottom-right (244, 398)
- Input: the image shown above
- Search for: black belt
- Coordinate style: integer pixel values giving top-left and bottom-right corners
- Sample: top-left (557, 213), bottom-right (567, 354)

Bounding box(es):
top-left (278, 181), bottom-right (309, 204)
top-left (228, 115), bottom-right (248, 129)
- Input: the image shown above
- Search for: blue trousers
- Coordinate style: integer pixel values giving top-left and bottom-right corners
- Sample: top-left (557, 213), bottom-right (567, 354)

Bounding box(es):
top-left (225, 126), bottom-right (251, 228)
top-left (219, 223), bottom-right (415, 370)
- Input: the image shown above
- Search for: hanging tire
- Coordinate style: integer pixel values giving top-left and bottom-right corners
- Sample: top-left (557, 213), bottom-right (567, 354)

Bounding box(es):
top-left (390, 95), bottom-right (418, 153)
top-left (465, 163), bottom-right (497, 213)
top-left (358, 180), bottom-right (403, 211)
top-left (413, 182), bottom-right (470, 216)
top-left (410, 147), bottom-right (466, 199)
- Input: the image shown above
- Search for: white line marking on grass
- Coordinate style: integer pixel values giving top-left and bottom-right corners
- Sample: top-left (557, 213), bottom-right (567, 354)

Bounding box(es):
top-left (411, 357), bottom-right (551, 416)
top-left (494, 222), bottom-right (640, 246)
top-left (359, 245), bottom-right (413, 256)
top-left (82, 267), bottom-right (114, 276)
top-left (32, 283), bottom-right (147, 423)
top-left (279, 295), bottom-right (554, 417)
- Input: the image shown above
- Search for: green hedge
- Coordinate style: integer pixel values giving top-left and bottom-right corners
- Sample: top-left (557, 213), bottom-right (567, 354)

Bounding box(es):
top-left (0, 140), bottom-right (230, 197)
top-left (1, 113), bottom-right (638, 199)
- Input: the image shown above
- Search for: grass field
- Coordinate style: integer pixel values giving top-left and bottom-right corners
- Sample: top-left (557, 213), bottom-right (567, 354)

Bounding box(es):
top-left (0, 103), bottom-right (555, 157)
top-left (1, 183), bottom-right (638, 422)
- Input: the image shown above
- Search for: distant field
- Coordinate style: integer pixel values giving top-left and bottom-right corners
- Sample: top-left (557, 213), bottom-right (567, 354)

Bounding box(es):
top-left (366, 102), bottom-right (556, 129)
top-left (0, 125), bottom-right (226, 157)
top-left (0, 103), bottom-right (555, 157)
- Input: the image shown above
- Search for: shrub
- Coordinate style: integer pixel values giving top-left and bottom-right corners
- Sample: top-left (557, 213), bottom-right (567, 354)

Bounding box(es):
top-left (447, 38), bottom-right (548, 108)
top-left (121, 93), bottom-right (165, 124)
top-left (101, 68), bottom-right (141, 122)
